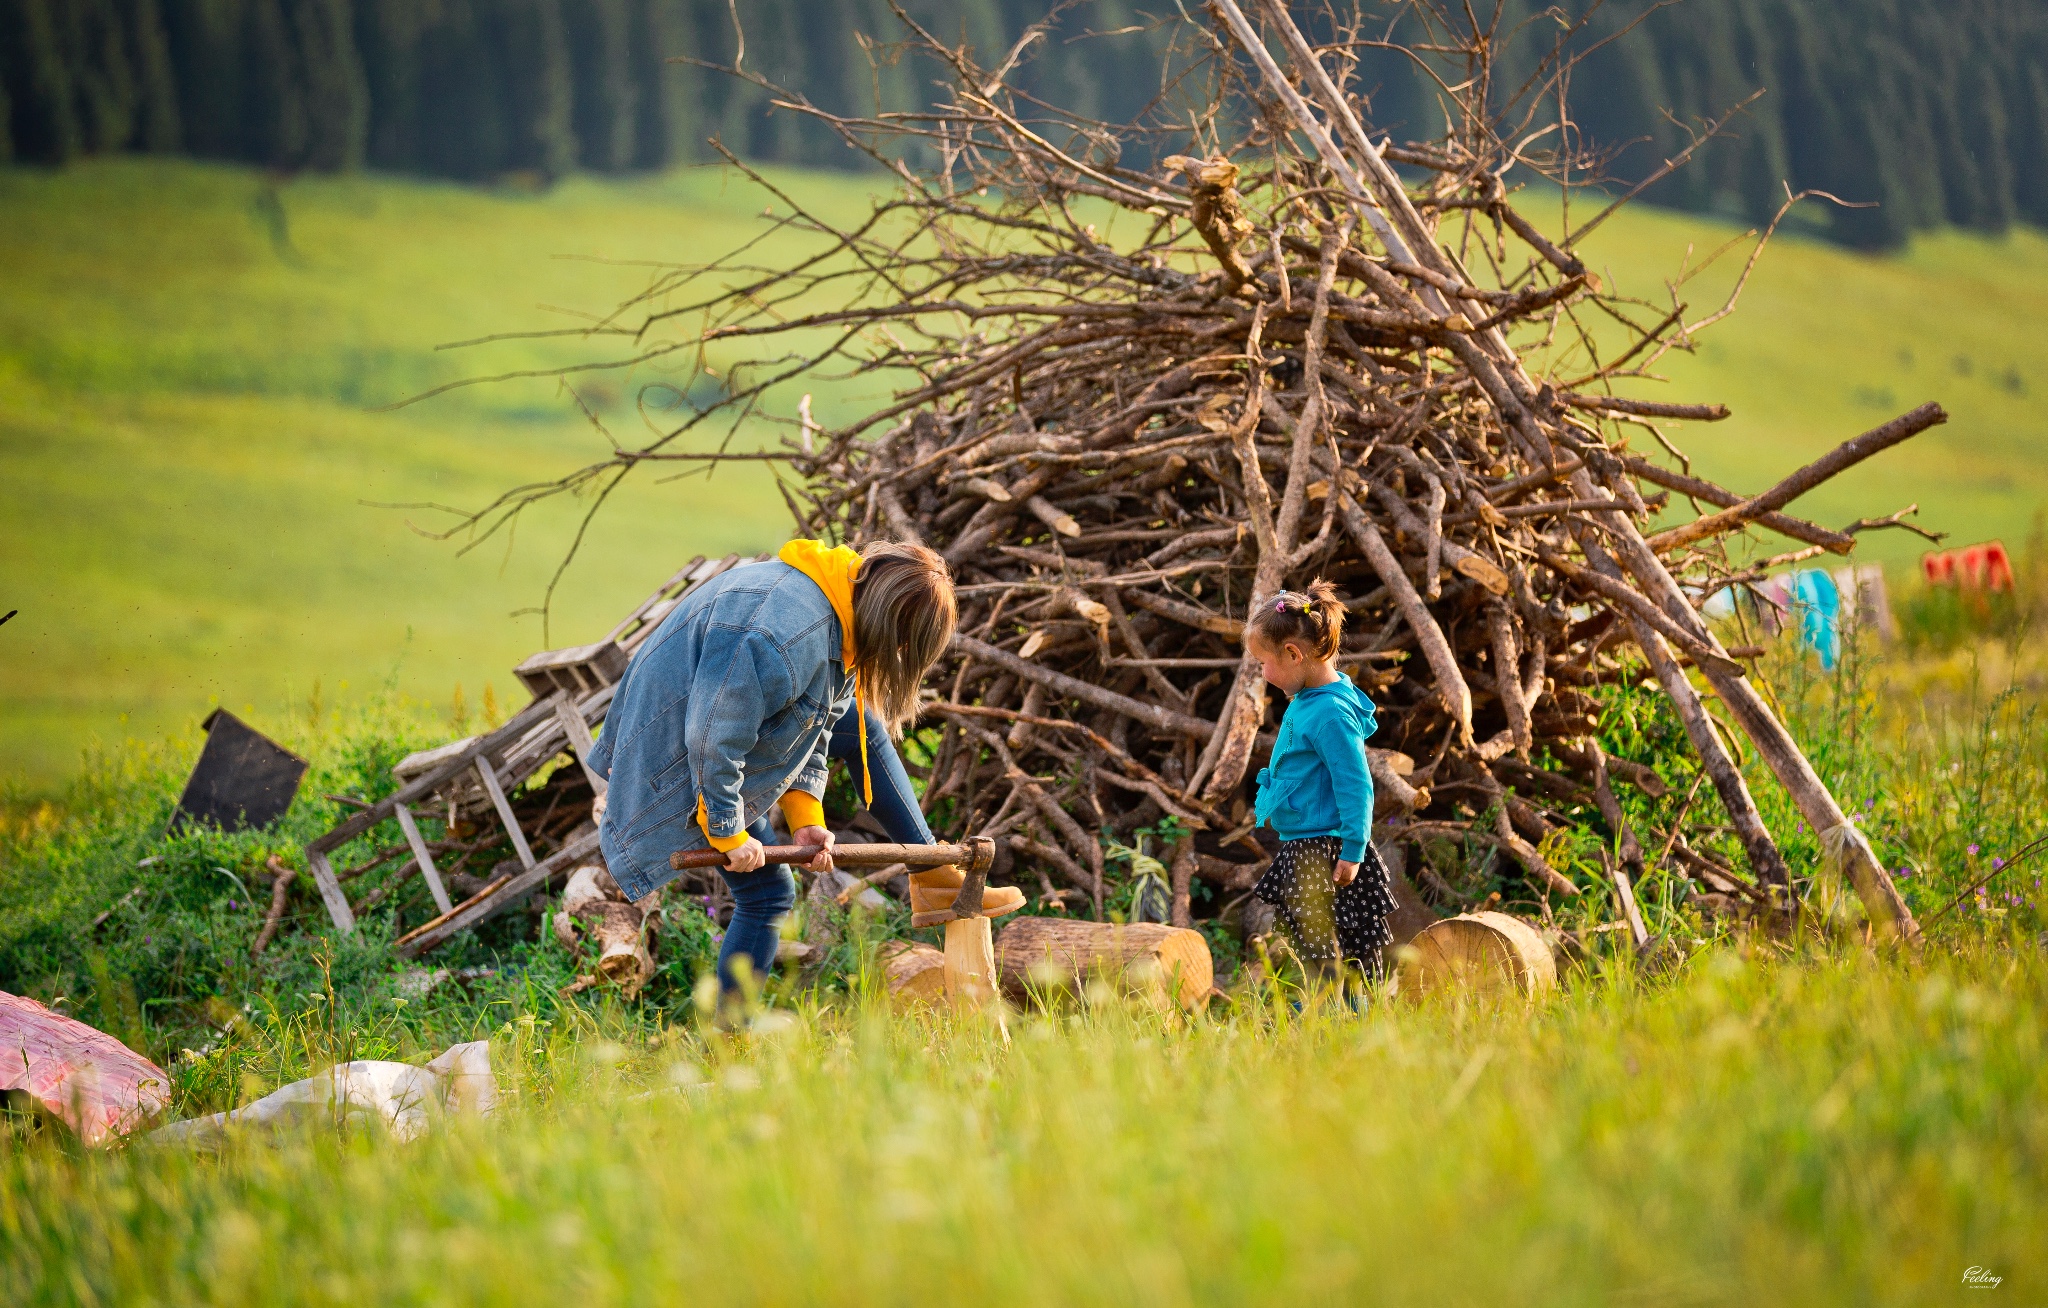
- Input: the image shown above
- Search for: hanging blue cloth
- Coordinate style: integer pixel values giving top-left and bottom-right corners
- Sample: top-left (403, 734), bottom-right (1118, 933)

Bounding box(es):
top-left (1790, 569), bottom-right (1841, 670)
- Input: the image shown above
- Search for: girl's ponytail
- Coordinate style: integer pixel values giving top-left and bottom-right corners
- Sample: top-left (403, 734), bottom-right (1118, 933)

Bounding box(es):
top-left (1245, 578), bottom-right (1346, 661)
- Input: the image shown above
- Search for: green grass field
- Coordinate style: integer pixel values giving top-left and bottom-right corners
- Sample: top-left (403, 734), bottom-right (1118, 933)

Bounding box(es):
top-left (1, 648), bottom-right (2044, 1306)
top-left (4, 158), bottom-right (2046, 789)
top-left (5, 944), bottom-right (2044, 1306)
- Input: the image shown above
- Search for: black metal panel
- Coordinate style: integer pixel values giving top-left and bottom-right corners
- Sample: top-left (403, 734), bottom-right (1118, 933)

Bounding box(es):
top-left (170, 710), bottom-right (309, 833)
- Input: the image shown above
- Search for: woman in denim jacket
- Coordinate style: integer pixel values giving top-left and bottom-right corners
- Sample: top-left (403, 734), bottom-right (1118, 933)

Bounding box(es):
top-left (589, 539), bottom-right (1022, 992)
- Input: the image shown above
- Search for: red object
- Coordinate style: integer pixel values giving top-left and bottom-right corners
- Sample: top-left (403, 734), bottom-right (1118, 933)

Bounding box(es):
top-left (1922, 541), bottom-right (2013, 592)
top-left (0, 991), bottom-right (171, 1144)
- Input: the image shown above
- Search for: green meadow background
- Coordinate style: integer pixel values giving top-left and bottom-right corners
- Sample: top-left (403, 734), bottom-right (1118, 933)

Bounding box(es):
top-left (3, 156), bottom-right (2046, 788)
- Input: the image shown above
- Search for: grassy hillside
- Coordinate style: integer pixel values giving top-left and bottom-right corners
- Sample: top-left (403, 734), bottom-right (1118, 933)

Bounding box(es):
top-left (3, 158), bottom-right (2045, 789)
top-left (0, 159), bottom-right (878, 786)
top-left (1558, 197), bottom-right (2048, 558)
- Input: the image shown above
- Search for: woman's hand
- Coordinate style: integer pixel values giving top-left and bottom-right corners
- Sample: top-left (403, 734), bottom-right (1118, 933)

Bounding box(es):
top-left (1334, 859), bottom-right (1359, 886)
top-left (791, 825), bottom-right (837, 872)
top-left (725, 836), bottom-right (768, 873)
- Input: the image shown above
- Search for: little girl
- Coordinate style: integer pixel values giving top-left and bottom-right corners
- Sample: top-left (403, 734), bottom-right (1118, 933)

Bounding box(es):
top-left (1246, 581), bottom-right (1396, 986)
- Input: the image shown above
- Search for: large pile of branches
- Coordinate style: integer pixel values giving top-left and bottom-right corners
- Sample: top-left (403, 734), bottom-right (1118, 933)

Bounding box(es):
top-left (457, 1), bottom-right (1944, 943)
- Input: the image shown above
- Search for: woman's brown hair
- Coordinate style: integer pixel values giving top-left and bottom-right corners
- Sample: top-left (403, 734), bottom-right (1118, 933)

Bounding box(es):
top-left (852, 541), bottom-right (958, 731)
top-left (1244, 578), bottom-right (1346, 661)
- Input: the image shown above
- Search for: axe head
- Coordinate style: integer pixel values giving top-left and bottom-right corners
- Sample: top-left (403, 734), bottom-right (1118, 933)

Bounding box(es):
top-left (963, 836), bottom-right (996, 875)
top-left (909, 837), bottom-right (1000, 926)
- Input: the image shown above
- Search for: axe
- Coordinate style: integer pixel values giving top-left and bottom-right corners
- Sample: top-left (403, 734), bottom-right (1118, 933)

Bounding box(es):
top-left (672, 837), bottom-right (996, 926)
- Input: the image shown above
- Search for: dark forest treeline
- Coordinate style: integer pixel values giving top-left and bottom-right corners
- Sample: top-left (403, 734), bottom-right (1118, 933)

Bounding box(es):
top-left (1468, 0), bottom-right (2048, 248)
top-left (0, 0), bottom-right (1167, 177)
top-left (1, 0), bottom-right (2043, 249)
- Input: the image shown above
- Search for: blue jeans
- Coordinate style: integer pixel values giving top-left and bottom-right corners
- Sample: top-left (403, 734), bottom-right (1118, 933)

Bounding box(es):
top-left (715, 703), bottom-right (933, 990)
top-left (827, 701), bottom-right (934, 845)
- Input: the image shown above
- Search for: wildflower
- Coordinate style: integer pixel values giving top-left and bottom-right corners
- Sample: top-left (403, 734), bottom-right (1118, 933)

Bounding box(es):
top-left (227, 899), bottom-right (237, 910)
top-left (1968, 844), bottom-right (1980, 856)
top-left (1994, 858), bottom-right (2006, 871)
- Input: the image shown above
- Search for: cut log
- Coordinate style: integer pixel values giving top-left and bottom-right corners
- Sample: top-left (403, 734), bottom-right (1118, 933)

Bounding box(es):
top-left (1398, 911), bottom-right (1556, 1001)
top-left (0, 992), bottom-right (171, 1145)
top-left (556, 862), bottom-right (657, 998)
top-left (879, 940), bottom-right (948, 1006)
top-left (994, 916), bottom-right (1214, 1011)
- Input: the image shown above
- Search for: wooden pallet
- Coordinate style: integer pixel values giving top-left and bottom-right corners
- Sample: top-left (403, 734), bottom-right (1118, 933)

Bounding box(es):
top-left (394, 826), bottom-right (604, 958)
top-left (604, 554), bottom-right (748, 652)
top-left (303, 691), bottom-right (566, 933)
top-left (300, 552), bottom-right (766, 942)
top-left (513, 640), bottom-right (628, 700)
top-left (390, 684), bottom-right (616, 825)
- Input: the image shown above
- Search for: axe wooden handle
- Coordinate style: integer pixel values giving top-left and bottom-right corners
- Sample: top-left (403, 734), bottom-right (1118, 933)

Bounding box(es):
top-left (670, 838), bottom-right (994, 873)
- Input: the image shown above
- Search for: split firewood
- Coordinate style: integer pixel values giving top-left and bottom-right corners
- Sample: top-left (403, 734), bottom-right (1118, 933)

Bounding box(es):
top-left (555, 862), bottom-right (659, 998)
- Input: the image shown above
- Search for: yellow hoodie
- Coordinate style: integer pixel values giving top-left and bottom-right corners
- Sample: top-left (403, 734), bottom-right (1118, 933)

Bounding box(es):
top-left (695, 539), bottom-right (870, 851)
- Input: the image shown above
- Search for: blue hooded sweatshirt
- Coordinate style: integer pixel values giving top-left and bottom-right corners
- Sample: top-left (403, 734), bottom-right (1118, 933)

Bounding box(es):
top-left (1253, 677), bottom-right (1379, 862)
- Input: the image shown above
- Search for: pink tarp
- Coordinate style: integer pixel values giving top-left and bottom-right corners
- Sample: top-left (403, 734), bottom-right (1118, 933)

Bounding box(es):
top-left (0, 990), bottom-right (171, 1145)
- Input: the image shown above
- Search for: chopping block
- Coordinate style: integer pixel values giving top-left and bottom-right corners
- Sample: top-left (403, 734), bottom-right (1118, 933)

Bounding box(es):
top-left (930, 837), bottom-right (999, 1012)
top-left (671, 836), bottom-right (1002, 1010)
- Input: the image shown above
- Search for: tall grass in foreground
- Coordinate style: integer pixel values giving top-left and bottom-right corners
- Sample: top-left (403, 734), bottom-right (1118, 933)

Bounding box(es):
top-left (3, 941), bottom-right (2043, 1306)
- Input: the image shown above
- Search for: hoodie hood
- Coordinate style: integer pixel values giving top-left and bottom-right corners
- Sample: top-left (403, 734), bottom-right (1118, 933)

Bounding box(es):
top-left (778, 539), bottom-right (862, 663)
top-left (778, 539), bottom-right (872, 804)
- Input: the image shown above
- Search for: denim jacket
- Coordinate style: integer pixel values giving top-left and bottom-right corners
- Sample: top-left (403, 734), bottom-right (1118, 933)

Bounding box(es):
top-left (1253, 677), bottom-right (1378, 862)
top-left (588, 559), bottom-right (854, 900)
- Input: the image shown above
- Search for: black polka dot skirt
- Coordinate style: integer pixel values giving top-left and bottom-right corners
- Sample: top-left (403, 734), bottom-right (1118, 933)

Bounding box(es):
top-left (1253, 835), bottom-right (1396, 971)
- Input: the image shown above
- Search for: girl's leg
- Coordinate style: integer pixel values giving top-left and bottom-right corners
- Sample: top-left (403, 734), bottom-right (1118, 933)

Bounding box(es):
top-left (1334, 843), bottom-right (1396, 979)
top-left (1264, 838), bottom-right (1347, 1000)
top-left (716, 814), bottom-right (796, 994)
top-left (828, 702), bottom-right (934, 844)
